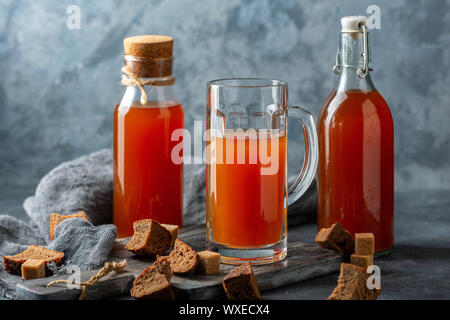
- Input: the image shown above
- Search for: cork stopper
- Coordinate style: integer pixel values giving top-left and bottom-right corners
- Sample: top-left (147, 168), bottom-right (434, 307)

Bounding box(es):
top-left (124, 35), bottom-right (173, 58)
top-left (123, 35), bottom-right (174, 78)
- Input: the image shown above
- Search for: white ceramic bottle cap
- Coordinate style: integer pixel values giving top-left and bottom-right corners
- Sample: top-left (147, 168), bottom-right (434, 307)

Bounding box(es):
top-left (341, 16), bottom-right (368, 32)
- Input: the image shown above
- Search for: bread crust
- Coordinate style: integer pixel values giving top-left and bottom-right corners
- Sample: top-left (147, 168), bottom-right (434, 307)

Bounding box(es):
top-left (161, 224), bottom-right (179, 247)
top-left (3, 245), bottom-right (64, 276)
top-left (167, 239), bottom-right (199, 274)
top-left (222, 262), bottom-right (261, 300)
top-left (21, 259), bottom-right (46, 280)
top-left (197, 250), bottom-right (221, 275)
top-left (355, 233), bottom-right (375, 255)
top-left (131, 258), bottom-right (175, 300)
top-left (350, 254), bottom-right (374, 269)
top-left (327, 263), bottom-right (381, 300)
top-left (49, 211), bottom-right (89, 241)
top-left (315, 222), bottom-right (355, 256)
top-left (125, 219), bottom-right (172, 256)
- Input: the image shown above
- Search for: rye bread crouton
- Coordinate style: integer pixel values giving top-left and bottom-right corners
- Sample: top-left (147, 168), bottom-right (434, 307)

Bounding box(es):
top-left (130, 260), bottom-right (174, 300)
top-left (327, 263), bottom-right (381, 300)
top-left (21, 259), bottom-right (46, 280)
top-left (315, 222), bottom-right (355, 256)
top-left (197, 250), bottom-right (220, 275)
top-left (222, 262), bottom-right (261, 300)
top-left (125, 219), bottom-right (172, 256)
top-left (167, 239), bottom-right (199, 274)
top-left (355, 233), bottom-right (375, 255)
top-left (3, 245), bottom-right (64, 276)
top-left (49, 211), bottom-right (89, 241)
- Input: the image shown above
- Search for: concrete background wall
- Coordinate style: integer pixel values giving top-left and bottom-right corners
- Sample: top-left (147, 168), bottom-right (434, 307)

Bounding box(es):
top-left (0, 0), bottom-right (449, 198)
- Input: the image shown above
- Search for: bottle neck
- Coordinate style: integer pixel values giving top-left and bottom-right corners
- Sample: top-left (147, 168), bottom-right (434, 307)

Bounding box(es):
top-left (121, 83), bottom-right (178, 107)
top-left (124, 54), bottom-right (173, 78)
top-left (336, 67), bottom-right (375, 92)
top-left (335, 31), bottom-right (376, 92)
top-left (120, 55), bottom-right (178, 107)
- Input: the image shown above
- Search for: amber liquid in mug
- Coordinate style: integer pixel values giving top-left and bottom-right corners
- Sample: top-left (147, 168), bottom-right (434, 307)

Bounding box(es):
top-left (114, 102), bottom-right (184, 237)
top-left (317, 90), bottom-right (394, 252)
top-left (207, 130), bottom-right (287, 247)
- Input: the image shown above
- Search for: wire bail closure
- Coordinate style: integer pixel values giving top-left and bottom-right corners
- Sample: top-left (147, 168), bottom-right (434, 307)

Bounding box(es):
top-left (333, 22), bottom-right (372, 77)
top-left (333, 49), bottom-right (341, 74)
top-left (357, 24), bottom-right (369, 78)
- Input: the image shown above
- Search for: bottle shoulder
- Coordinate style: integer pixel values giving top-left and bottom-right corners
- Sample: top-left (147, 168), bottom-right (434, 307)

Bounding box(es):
top-left (319, 89), bottom-right (393, 126)
top-left (118, 85), bottom-right (181, 109)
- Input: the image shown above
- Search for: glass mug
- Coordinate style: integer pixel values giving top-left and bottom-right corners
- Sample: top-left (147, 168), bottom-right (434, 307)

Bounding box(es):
top-left (206, 78), bottom-right (318, 264)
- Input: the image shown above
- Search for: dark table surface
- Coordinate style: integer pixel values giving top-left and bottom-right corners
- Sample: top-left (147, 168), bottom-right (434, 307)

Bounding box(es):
top-left (1, 187), bottom-right (449, 300)
top-left (267, 189), bottom-right (450, 300)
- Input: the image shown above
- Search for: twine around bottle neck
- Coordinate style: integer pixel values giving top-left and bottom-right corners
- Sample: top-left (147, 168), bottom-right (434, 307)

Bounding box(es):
top-left (120, 65), bottom-right (175, 105)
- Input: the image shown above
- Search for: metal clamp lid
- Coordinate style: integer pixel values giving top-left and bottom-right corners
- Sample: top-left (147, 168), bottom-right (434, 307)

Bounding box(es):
top-left (357, 24), bottom-right (370, 78)
top-left (333, 16), bottom-right (372, 78)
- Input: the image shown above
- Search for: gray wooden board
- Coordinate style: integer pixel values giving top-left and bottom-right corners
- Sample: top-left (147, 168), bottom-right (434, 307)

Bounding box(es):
top-left (15, 226), bottom-right (342, 300)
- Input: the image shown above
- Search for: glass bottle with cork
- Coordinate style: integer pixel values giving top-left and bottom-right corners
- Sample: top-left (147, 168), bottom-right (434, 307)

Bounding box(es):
top-left (114, 35), bottom-right (184, 237)
top-left (317, 17), bottom-right (394, 254)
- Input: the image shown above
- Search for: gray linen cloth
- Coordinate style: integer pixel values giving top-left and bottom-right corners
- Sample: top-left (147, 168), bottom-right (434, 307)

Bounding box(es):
top-left (0, 149), bottom-right (117, 299)
top-left (0, 148), bottom-right (316, 299)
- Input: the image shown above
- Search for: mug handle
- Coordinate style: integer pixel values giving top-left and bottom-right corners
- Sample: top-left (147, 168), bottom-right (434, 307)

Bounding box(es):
top-left (286, 105), bottom-right (318, 206)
